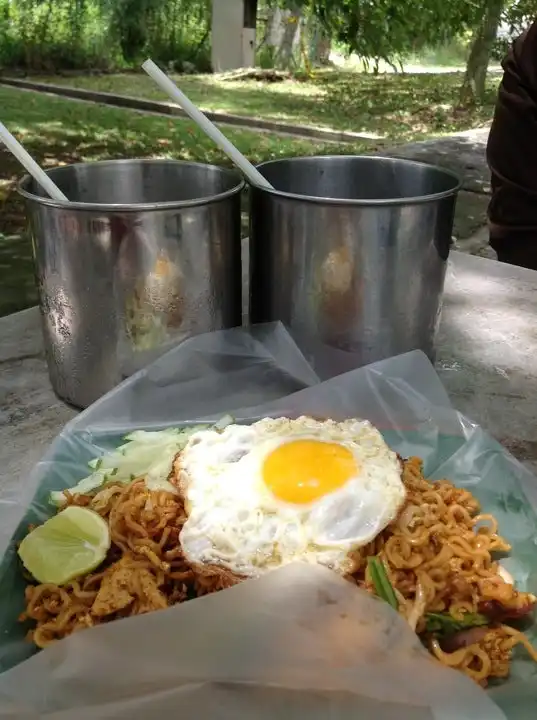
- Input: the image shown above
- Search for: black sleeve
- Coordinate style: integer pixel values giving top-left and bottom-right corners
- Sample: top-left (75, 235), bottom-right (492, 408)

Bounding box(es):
top-left (487, 20), bottom-right (537, 244)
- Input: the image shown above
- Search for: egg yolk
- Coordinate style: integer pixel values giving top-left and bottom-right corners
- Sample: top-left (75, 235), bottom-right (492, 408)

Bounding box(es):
top-left (262, 439), bottom-right (357, 504)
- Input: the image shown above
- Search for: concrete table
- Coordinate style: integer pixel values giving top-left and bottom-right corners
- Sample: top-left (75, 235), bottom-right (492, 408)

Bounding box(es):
top-left (1, 251), bottom-right (537, 491)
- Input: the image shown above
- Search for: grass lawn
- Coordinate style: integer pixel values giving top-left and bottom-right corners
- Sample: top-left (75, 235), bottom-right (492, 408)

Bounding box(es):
top-left (27, 68), bottom-right (501, 142)
top-left (0, 85), bottom-right (372, 316)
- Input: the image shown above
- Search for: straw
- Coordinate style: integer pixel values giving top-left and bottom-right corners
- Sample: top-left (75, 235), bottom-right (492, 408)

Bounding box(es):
top-left (0, 121), bottom-right (68, 202)
top-left (142, 59), bottom-right (274, 190)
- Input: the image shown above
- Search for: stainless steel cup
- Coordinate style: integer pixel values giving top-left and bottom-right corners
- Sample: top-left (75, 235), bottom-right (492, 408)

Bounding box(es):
top-left (19, 159), bottom-right (244, 408)
top-left (249, 155), bottom-right (460, 364)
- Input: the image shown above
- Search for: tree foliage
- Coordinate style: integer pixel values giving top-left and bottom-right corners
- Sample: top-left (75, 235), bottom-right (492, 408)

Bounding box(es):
top-left (308, 0), bottom-right (481, 66)
top-left (0, 0), bottom-right (212, 71)
top-left (298, 0), bottom-right (536, 103)
top-left (494, 0), bottom-right (537, 59)
top-left (459, 0), bottom-right (505, 105)
top-left (459, 0), bottom-right (537, 104)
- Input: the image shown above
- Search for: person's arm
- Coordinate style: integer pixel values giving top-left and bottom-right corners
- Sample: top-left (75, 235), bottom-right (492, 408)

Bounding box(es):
top-left (487, 20), bottom-right (537, 268)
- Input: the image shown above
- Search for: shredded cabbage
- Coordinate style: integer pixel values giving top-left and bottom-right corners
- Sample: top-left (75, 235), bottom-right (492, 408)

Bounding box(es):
top-left (49, 416), bottom-right (234, 507)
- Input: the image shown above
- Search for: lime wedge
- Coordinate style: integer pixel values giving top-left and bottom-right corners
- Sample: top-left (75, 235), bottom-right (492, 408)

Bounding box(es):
top-left (18, 506), bottom-right (111, 585)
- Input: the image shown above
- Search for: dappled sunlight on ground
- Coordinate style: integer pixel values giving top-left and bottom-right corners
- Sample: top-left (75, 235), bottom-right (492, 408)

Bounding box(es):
top-left (0, 232), bottom-right (36, 316)
top-left (0, 67), bottom-right (500, 317)
top-left (0, 85), bottom-right (374, 316)
top-left (27, 68), bottom-right (500, 142)
top-left (390, 131), bottom-right (490, 195)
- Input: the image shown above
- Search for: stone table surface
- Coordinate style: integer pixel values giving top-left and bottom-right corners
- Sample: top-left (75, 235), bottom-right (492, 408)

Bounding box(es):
top-left (1, 250), bottom-right (537, 491)
top-left (388, 127), bottom-right (491, 195)
top-left (385, 128), bottom-right (494, 253)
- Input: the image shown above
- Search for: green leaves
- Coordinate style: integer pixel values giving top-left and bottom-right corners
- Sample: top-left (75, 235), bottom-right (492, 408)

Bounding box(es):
top-left (367, 557), bottom-right (399, 610)
top-left (0, 0), bottom-right (213, 72)
top-left (309, 0), bottom-right (482, 62)
top-left (424, 612), bottom-right (489, 635)
top-left (366, 556), bottom-right (489, 637)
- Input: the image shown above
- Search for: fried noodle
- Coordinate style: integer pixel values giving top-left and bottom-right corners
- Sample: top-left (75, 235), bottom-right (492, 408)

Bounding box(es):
top-left (348, 457), bottom-right (537, 685)
top-left (21, 458), bottom-right (537, 686)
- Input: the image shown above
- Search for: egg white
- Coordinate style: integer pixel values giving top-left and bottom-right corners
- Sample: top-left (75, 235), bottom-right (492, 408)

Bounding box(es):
top-left (177, 416), bottom-right (406, 577)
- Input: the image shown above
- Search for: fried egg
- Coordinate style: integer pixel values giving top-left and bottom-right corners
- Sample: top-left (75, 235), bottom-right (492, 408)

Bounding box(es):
top-left (177, 416), bottom-right (405, 577)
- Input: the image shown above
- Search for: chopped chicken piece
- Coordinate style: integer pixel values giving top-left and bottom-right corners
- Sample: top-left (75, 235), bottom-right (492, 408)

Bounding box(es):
top-left (92, 556), bottom-right (168, 617)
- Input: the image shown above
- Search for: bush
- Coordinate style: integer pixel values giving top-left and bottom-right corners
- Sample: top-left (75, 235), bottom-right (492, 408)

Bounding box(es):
top-left (0, 0), bottom-right (212, 73)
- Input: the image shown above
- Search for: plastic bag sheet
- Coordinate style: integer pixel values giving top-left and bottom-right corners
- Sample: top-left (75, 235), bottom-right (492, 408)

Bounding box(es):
top-left (0, 321), bottom-right (535, 718)
top-left (0, 564), bottom-right (505, 720)
top-left (0, 322), bottom-right (320, 551)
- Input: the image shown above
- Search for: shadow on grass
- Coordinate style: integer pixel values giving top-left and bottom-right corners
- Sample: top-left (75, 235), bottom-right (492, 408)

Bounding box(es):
top-left (0, 85), bottom-right (376, 230)
top-left (0, 233), bottom-right (36, 316)
top-left (33, 71), bottom-right (333, 130)
top-left (31, 68), bottom-right (500, 140)
top-left (0, 85), bottom-right (377, 316)
top-left (0, 72), bottom-right (497, 317)
top-left (315, 71), bottom-right (499, 139)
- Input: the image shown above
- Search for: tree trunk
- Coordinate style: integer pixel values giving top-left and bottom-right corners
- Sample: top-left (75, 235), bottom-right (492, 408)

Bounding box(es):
top-left (316, 32), bottom-right (331, 65)
top-left (68, 0), bottom-right (87, 53)
top-left (308, 17), bottom-right (331, 66)
top-left (258, 4), bottom-right (277, 51)
top-left (459, 0), bottom-right (505, 105)
top-left (275, 6), bottom-right (302, 70)
top-left (266, 6), bottom-right (283, 47)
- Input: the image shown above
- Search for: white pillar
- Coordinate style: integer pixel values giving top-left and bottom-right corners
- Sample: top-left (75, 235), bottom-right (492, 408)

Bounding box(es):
top-left (211, 0), bottom-right (256, 72)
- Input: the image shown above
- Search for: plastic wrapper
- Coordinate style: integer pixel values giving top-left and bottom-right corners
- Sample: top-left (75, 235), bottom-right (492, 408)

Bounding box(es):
top-left (0, 322), bottom-right (536, 719)
top-left (0, 564), bottom-right (505, 719)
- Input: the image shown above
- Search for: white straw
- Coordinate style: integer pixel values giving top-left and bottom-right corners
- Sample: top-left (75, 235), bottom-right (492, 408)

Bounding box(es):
top-left (142, 59), bottom-right (274, 190)
top-left (0, 122), bottom-right (68, 202)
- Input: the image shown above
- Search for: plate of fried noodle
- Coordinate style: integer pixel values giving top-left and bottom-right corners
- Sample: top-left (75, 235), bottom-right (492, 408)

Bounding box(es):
top-left (17, 423), bottom-right (537, 691)
top-left (0, 337), bottom-right (537, 720)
